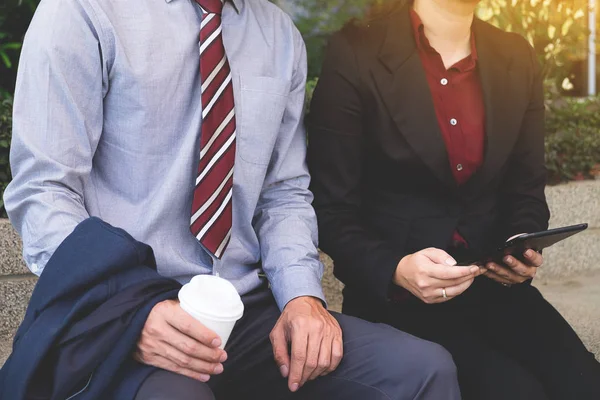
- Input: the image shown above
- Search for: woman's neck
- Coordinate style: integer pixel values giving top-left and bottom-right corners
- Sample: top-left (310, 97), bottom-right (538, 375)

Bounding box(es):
top-left (413, 0), bottom-right (478, 68)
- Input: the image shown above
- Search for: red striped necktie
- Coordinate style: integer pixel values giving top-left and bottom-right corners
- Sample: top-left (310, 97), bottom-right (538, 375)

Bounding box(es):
top-left (190, 0), bottom-right (236, 259)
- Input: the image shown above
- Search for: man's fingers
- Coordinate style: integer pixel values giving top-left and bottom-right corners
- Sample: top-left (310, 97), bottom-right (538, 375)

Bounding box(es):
top-left (159, 322), bottom-right (226, 364)
top-left (426, 264), bottom-right (479, 280)
top-left (288, 323), bottom-right (309, 392)
top-left (420, 248), bottom-right (457, 266)
top-left (166, 303), bottom-right (222, 348)
top-left (269, 325), bottom-right (290, 378)
top-left (134, 352), bottom-right (211, 382)
top-left (308, 329), bottom-right (332, 381)
top-left (300, 321), bottom-right (325, 384)
top-left (328, 336), bottom-right (344, 374)
top-left (137, 320), bottom-right (224, 375)
top-left (161, 341), bottom-right (224, 375)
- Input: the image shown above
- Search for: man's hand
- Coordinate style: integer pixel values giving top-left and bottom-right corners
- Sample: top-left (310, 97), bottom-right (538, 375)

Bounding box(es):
top-left (393, 248), bottom-right (483, 303)
top-left (269, 296), bottom-right (343, 393)
top-left (484, 249), bottom-right (544, 285)
top-left (134, 299), bottom-right (228, 382)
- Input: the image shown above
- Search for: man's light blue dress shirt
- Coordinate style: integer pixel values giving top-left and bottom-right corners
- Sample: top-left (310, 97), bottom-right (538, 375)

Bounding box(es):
top-left (4, 0), bottom-right (325, 310)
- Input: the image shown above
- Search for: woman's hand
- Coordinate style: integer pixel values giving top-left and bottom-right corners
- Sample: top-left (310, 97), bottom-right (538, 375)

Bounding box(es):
top-left (484, 249), bottom-right (543, 285)
top-left (393, 248), bottom-right (483, 303)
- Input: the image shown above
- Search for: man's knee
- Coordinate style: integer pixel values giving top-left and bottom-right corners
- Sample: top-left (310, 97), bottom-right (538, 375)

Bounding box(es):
top-left (348, 322), bottom-right (460, 399)
top-left (411, 339), bottom-right (458, 383)
top-left (375, 326), bottom-right (457, 383)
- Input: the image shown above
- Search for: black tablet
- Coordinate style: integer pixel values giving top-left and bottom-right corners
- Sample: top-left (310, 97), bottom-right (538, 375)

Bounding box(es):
top-left (460, 223), bottom-right (588, 265)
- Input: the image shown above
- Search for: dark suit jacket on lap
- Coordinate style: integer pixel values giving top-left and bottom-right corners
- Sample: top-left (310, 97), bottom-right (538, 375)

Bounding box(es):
top-left (307, 3), bottom-right (550, 314)
top-left (0, 218), bottom-right (181, 400)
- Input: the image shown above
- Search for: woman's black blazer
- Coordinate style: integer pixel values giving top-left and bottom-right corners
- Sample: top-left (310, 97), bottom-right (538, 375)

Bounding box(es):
top-left (307, 3), bottom-right (550, 311)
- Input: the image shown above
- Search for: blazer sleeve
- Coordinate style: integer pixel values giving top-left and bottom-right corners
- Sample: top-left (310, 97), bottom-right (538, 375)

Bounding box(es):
top-left (307, 32), bottom-right (405, 304)
top-left (498, 39), bottom-right (550, 240)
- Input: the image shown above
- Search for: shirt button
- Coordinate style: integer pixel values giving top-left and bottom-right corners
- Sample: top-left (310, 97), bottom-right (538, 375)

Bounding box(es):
top-left (441, 78), bottom-right (448, 85)
top-left (457, 164), bottom-right (463, 171)
top-left (450, 118), bottom-right (458, 126)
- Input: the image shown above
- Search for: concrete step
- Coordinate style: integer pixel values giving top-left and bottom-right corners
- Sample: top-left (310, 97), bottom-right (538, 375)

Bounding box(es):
top-left (534, 273), bottom-right (600, 357)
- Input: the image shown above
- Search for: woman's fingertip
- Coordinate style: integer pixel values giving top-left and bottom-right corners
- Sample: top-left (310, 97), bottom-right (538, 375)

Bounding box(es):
top-left (525, 249), bottom-right (534, 257)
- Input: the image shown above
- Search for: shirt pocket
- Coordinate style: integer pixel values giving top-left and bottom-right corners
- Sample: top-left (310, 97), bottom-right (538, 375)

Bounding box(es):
top-left (236, 75), bottom-right (290, 165)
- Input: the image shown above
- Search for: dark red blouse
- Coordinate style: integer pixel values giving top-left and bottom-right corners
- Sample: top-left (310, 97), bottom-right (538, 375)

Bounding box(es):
top-left (410, 9), bottom-right (485, 186)
top-left (410, 9), bottom-right (485, 247)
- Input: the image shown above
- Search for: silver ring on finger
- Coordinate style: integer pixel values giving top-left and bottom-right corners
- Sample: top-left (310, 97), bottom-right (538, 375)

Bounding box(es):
top-left (442, 288), bottom-right (447, 299)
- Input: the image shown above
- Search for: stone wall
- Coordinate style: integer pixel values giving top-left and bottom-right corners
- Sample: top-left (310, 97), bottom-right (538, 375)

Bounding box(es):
top-left (539, 181), bottom-right (600, 279)
top-left (0, 221), bottom-right (35, 340)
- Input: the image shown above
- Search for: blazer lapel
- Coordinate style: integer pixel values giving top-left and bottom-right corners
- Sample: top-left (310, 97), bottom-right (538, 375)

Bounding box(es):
top-left (373, 5), bottom-right (456, 188)
top-left (463, 20), bottom-right (519, 194)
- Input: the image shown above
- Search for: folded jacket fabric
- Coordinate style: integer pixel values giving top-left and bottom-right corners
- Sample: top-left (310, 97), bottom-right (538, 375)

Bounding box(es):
top-left (0, 217), bottom-right (181, 400)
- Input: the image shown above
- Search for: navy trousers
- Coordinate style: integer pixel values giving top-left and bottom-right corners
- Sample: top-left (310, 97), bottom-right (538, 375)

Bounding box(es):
top-left (135, 287), bottom-right (461, 400)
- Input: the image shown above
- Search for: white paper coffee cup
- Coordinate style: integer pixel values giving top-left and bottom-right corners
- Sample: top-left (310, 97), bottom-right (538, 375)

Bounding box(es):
top-left (178, 275), bottom-right (244, 349)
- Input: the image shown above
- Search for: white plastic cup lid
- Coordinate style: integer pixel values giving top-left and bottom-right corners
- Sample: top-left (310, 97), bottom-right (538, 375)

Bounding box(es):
top-left (178, 275), bottom-right (244, 322)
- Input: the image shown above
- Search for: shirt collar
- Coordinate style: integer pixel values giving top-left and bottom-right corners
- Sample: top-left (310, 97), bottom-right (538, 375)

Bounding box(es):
top-left (409, 8), bottom-right (479, 68)
top-left (165, 0), bottom-right (242, 14)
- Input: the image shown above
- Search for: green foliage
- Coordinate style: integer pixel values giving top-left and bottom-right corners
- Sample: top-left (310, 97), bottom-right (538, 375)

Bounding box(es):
top-left (0, 13), bottom-right (23, 69)
top-left (0, 94), bottom-right (12, 215)
top-left (305, 77), bottom-right (319, 111)
top-left (478, 0), bottom-right (591, 85)
top-left (290, 0), bottom-right (364, 78)
top-left (545, 127), bottom-right (600, 184)
top-left (546, 95), bottom-right (600, 133)
top-left (291, 0), bottom-right (596, 89)
top-left (545, 96), bottom-right (600, 183)
top-left (0, 0), bottom-right (39, 94)
top-left (288, 0), bottom-right (396, 78)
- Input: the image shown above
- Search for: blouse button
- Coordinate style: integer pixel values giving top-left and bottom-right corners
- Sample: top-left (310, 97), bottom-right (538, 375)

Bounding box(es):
top-left (441, 78), bottom-right (448, 86)
top-left (457, 164), bottom-right (463, 171)
top-left (450, 118), bottom-right (458, 126)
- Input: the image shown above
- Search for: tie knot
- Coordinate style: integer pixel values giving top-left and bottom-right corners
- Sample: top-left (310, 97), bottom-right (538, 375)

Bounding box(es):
top-left (196, 0), bottom-right (224, 14)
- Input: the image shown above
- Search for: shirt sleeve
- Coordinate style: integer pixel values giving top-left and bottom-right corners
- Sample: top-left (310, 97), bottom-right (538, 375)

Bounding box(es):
top-left (3, 0), bottom-right (106, 274)
top-left (253, 26), bottom-right (326, 311)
